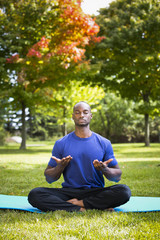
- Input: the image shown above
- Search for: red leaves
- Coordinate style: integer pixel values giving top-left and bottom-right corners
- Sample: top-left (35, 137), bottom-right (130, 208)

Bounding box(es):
top-left (37, 37), bottom-right (50, 49)
top-left (27, 36), bottom-right (50, 58)
top-left (53, 0), bottom-right (101, 65)
top-left (6, 0), bottom-right (103, 69)
top-left (27, 49), bottom-right (42, 58)
top-left (6, 54), bottom-right (19, 63)
top-left (59, 0), bottom-right (99, 37)
top-left (56, 41), bottom-right (85, 63)
top-left (90, 36), bottom-right (106, 43)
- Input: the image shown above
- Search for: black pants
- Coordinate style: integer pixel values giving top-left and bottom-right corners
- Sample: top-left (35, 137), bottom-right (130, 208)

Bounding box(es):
top-left (28, 184), bottom-right (131, 212)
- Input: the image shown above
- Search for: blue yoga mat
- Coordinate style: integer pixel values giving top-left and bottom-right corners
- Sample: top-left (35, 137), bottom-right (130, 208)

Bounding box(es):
top-left (114, 196), bottom-right (160, 212)
top-left (0, 195), bottom-right (41, 213)
top-left (0, 194), bottom-right (160, 212)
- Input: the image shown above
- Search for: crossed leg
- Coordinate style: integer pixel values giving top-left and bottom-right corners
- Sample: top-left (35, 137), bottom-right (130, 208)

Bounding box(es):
top-left (28, 184), bottom-right (131, 212)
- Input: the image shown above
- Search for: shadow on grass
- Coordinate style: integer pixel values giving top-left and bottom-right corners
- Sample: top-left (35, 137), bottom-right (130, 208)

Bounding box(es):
top-left (117, 151), bottom-right (160, 158)
top-left (113, 143), bottom-right (160, 148)
top-left (113, 143), bottom-right (160, 159)
top-left (0, 148), bottom-right (51, 155)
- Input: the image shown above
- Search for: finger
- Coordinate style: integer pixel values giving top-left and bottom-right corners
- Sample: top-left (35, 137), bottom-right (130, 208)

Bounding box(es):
top-left (98, 162), bottom-right (104, 169)
top-left (105, 159), bottom-right (113, 164)
top-left (66, 155), bottom-right (72, 160)
top-left (52, 156), bottom-right (60, 161)
top-left (93, 160), bottom-right (101, 168)
top-left (63, 156), bottom-right (72, 162)
top-left (61, 156), bottom-right (72, 165)
top-left (93, 162), bottom-right (97, 166)
top-left (65, 158), bottom-right (72, 163)
top-left (93, 159), bottom-right (99, 164)
top-left (93, 161), bottom-right (98, 166)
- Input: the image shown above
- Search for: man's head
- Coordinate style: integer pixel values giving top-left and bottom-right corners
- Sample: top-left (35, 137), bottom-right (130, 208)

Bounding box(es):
top-left (72, 101), bottom-right (92, 127)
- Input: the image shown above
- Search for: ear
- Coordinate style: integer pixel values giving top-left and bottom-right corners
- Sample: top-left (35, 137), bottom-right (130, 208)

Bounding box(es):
top-left (90, 113), bottom-right (93, 119)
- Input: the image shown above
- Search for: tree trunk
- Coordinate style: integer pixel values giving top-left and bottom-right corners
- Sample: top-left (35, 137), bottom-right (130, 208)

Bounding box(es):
top-left (144, 113), bottom-right (150, 147)
top-left (143, 93), bottom-right (150, 147)
top-left (61, 122), bottom-right (67, 136)
top-left (103, 98), bottom-right (111, 138)
top-left (28, 109), bottom-right (33, 138)
top-left (98, 110), bottom-right (108, 137)
top-left (61, 106), bottom-right (67, 136)
top-left (20, 102), bottom-right (26, 149)
top-left (105, 113), bottom-right (111, 138)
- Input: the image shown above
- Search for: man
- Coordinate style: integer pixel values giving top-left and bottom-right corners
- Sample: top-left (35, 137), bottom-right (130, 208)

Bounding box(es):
top-left (28, 101), bottom-right (131, 212)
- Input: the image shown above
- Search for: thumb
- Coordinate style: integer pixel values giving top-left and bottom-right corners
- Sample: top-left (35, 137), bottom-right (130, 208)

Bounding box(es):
top-left (51, 156), bottom-right (61, 162)
top-left (104, 159), bottom-right (113, 165)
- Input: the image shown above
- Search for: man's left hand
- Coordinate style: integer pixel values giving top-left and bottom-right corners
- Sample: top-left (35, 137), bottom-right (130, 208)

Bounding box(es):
top-left (93, 159), bottom-right (113, 171)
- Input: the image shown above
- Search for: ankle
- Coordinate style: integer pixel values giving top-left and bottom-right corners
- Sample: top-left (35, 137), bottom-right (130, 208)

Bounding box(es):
top-left (80, 207), bottom-right (86, 212)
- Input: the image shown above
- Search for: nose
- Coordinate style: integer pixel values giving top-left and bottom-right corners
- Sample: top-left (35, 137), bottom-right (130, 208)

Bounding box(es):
top-left (80, 112), bottom-right (84, 117)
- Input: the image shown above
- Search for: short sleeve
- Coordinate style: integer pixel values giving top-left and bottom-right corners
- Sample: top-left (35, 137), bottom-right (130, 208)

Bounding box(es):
top-left (48, 141), bottom-right (62, 167)
top-left (103, 140), bottom-right (118, 167)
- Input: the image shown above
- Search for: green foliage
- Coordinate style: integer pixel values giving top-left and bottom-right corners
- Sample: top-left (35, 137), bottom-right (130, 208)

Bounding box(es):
top-left (34, 81), bottom-right (105, 135)
top-left (88, 0), bottom-right (160, 146)
top-left (0, 0), bottom-right (102, 148)
top-left (90, 92), bottom-right (145, 142)
top-left (0, 0), bottom-right (61, 105)
top-left (0, 127), bottom-right (6, 145)
top-left (135, 100), bottom-right (160, 116)
top-left (0, 0), bottom-right (58, 57)
top-left (94, 0), bottom-right (160, 103)
top-left (0, 0), bottom-right (62, 149)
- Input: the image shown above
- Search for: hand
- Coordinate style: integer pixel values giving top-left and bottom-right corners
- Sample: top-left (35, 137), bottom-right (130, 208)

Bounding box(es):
top-left (93, 159), bottom-right (113, 171)
top-left (51, 155), bottom-right (72, 168)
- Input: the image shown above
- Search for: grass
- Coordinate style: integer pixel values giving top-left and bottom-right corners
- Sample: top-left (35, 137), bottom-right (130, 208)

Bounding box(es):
top-left (0, 142), bottom-right (160, 239)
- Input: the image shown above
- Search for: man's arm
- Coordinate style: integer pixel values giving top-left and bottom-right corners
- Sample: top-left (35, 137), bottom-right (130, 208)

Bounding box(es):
top-left (44, 155), bottom-right (72, 183)
top-left (101, 164), bottom-right (122, 182)
top-left (93, 159), bottom-right (122, 182)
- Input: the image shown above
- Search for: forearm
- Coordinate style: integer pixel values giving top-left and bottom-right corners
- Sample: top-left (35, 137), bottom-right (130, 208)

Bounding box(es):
top-left (102, 167), bottom-right (122, 182)
top-left (44, 165), bottom-right (65, 183)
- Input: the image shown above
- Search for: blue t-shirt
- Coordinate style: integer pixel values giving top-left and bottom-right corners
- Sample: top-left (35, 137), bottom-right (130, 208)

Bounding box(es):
top-left (48, 132), bottom-right (118, 189)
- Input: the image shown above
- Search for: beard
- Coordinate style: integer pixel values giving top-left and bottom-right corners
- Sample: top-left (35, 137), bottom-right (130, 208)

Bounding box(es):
top-left (75, 122), bottom-right (90, 127)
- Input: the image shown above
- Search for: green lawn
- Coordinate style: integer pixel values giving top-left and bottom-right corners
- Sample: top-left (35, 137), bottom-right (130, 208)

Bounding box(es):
top-left (0, 142), bottom-right (160, 239)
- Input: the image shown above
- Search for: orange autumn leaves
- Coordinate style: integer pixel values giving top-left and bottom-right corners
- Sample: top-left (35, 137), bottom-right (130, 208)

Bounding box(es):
top-left (6, 0), bottom-right (104, 69)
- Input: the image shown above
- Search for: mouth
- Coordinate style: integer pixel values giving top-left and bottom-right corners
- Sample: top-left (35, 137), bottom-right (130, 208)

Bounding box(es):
top-left (79, 119), bottom-right (86, 122)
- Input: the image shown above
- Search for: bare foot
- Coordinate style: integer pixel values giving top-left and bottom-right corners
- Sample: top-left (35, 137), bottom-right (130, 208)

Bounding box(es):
top-left (105, 208), bottom-right (115, 212)
top-left (80, 207), bottom-right (86, 212)
top-left (67, 198), bottom-right (84, 208)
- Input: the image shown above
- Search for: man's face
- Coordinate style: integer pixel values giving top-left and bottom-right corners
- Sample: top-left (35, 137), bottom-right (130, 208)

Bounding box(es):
top-left (72, 103), bottom-right (92, 127)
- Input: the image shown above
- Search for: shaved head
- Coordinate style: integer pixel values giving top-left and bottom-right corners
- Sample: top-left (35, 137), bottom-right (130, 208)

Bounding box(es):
top-left (73, 101), bottom-right (91, 113)
top-left (72, 101), bottom-right (92, 129)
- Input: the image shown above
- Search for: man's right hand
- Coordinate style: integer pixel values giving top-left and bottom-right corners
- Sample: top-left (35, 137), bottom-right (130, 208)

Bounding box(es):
top-left (51, 155), bottom-right (72, 168)
top-left (45, 155), bottom-right (72, 183)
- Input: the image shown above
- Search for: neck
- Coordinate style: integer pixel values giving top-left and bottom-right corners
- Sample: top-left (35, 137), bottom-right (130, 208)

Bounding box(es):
top-left (74, 126), bottom-right (92, 138)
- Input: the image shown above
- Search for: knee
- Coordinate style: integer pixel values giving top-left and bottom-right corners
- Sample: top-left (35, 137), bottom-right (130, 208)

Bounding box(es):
top-left (28, 187), bottom-right (41, 205)
top-left (120, 184), bottom-right (131, 202)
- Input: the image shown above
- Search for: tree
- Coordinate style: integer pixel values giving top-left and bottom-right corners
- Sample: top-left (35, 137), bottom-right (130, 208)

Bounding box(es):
top-left (0, 0), bottom-right (61, 148)
top-left (88, 0), bottom-right (160, 146)
top-left (0, 0), bottom-right (101, 149)
top-left (90, 92), bottom-right (145, 143)
top-left (34, 81), bottom-right (105, 136)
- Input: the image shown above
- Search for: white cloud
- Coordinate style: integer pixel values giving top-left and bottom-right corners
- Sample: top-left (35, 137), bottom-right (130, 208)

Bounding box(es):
top-left (81, 0), bottom-right (113, 15)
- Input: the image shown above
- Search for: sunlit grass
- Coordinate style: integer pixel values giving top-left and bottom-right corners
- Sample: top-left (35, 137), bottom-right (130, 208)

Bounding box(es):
top-left (0, 210), bottom-right (159, 239)
top-left (0, 142), bottom-right (160, 239)
top-left (113, 143), bottom-right (160, 161)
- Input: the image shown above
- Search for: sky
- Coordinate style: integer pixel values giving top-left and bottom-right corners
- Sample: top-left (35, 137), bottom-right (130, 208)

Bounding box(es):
top-left (81, 0), bottom-right (114, 15)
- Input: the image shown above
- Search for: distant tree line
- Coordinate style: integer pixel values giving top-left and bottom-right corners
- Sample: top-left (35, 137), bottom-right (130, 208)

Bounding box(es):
top-left (1, 92), bottom-right (159, 144)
